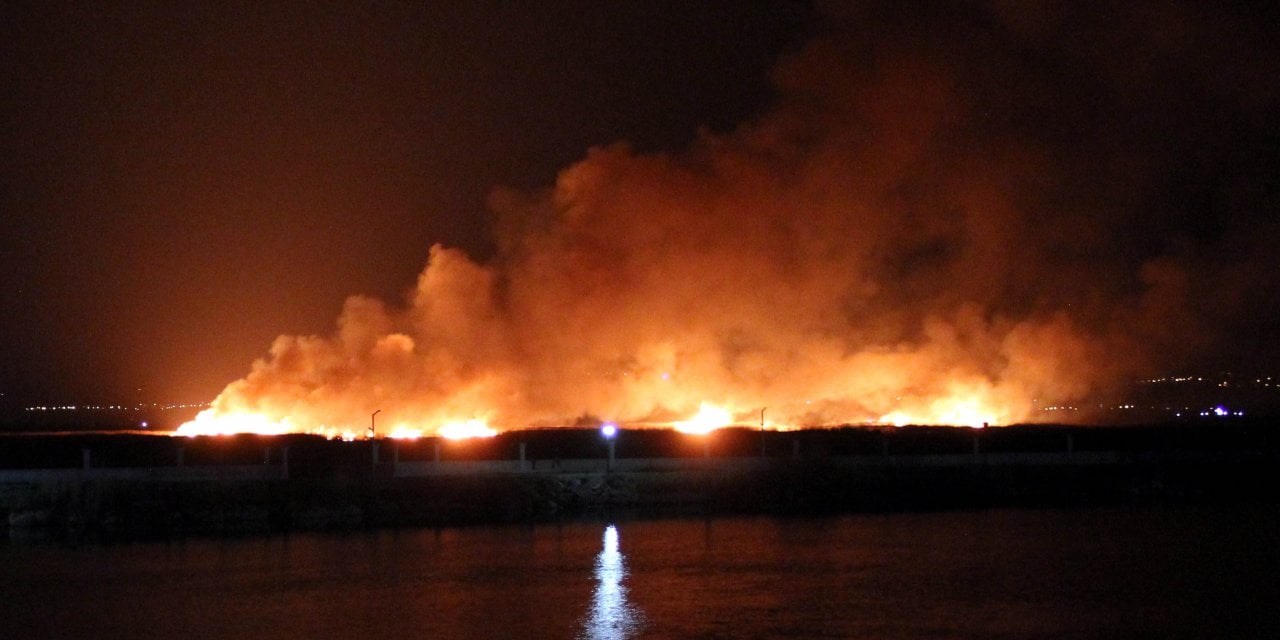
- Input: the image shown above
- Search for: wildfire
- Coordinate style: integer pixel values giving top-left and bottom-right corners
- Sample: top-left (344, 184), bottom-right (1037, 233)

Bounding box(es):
top-left (153, 7), bottom-right (1191, 444)
top-left (878, 393), bottom-right (1003, 429)
top-left (387, 425), bottom-right (424, 440)
top-left (175, 408), bottom-right (502, 440)
top-left (673, 403), bottom-right (734, 435)
top-left (437, 419), bottom-right (497, 440)
top-left (175, 410), bottom-right (292, 436)
top-left (173, 386), bottom-right (1018, 438)
top-left (172, 385), bottom-right (1016, 439)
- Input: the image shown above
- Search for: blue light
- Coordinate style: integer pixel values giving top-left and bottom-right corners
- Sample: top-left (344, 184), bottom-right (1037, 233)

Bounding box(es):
top-left (601, 422), bottom-right (618, 438)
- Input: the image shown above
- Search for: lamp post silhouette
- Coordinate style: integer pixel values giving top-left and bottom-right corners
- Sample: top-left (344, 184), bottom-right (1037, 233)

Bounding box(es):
top-left (370, 409), bottom-right (381, 440)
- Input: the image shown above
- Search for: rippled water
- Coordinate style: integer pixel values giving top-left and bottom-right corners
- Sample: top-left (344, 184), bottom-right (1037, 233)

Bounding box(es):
top-left (3, 505), bottom-right (1277, 638)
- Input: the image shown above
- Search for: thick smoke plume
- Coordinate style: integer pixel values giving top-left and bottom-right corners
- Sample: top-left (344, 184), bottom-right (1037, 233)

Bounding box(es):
top-left (184, 2), bottom-right (1279, 434)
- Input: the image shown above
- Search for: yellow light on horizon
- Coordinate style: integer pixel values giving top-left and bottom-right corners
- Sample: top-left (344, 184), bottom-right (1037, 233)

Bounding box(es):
top-left (878, 396), bottom-right (997, 429)
top-left (438, 419), bottom-right (497, 440)
top-left (388, 426), bottom-right (425, 440)
top-left (174, 410), bottom-right (291, 436)
top-left (674, 403), bottom-right (733, 435)
top-left (880, 411), bottom-right (912, 428)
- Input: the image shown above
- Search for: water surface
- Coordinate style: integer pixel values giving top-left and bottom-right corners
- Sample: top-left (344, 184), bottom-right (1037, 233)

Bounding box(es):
top-left (3, 505), bottom-right (1277, 638)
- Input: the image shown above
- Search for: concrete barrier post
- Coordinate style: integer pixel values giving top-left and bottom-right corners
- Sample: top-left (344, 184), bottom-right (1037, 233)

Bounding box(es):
top-left (519, 442), bottom-right (527, 472)
top-left (372, 442), bottom-right (380, 467)
top-left (434, 440), bottom-right (441, 463)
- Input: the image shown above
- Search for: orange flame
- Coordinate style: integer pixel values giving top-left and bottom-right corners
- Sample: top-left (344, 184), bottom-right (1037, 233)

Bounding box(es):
top-left (175, 410), bottom-right (292, 436)
top-left (672, 403), bottom-right (734, 434)
top-left (437, 419), bottom-right (497, 440)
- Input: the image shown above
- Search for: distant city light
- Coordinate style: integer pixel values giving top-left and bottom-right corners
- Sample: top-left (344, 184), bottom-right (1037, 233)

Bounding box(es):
top-left (1198, 406), bottom-right (1245, 418)
top-left (23, 402), bottom-right (210, 412)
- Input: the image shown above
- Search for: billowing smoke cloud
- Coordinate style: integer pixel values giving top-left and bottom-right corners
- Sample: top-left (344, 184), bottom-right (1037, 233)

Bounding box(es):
top-left (186, 2), bottom-right (1280, 433)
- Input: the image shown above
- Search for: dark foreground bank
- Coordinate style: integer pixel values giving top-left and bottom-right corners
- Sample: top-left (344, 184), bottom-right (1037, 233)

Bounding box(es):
top-left (2, 422), bottom-right (1276, 541)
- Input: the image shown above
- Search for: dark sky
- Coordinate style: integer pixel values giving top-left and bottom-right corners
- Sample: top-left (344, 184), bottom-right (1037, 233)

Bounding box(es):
top-left (0, 2), bottom-right (815, 406)
top-left (2, 1), bottom-right (1278, 421)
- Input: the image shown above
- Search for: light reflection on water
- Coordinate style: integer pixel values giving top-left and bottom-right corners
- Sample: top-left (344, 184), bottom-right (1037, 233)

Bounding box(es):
top-left (581, 525), bottom-right (643, 639)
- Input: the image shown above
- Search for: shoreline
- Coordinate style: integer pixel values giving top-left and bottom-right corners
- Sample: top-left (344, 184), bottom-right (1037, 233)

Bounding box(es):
top-left (4, 448), bottom-right (1275, 543)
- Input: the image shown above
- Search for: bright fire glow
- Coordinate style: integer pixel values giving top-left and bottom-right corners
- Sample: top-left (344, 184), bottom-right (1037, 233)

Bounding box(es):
top-left (169, 53), bottom-right (1139, 443)
top-left (438, 419), bottom-right (497, 439)
top-left (175, 391), bottom-right (1010, 439)
top-left (673, 403), bottom-right (733, 435)
top-left (176, 410), bottom-right (501, 441)
top-left (388, 426), bottom-right (425, 439)
top-left (879, 395), bottom-right (999, 429)
top-left (175, 410), bottom-right (292, 436)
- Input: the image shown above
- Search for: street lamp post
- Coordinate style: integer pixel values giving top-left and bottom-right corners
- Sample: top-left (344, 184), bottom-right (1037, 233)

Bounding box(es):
top-left (370, 409), bottom-right (381, 440)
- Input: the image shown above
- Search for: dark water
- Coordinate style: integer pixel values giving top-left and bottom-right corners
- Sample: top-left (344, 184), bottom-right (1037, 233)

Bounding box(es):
top-left (3, 505), bottom-right (1278, 639)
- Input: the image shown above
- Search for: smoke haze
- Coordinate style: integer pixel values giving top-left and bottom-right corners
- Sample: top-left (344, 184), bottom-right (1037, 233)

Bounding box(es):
top-left (189, 2), bottom-right (1280, 433)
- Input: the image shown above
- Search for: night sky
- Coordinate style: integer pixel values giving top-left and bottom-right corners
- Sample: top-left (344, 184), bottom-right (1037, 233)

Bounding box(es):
top-left (1, 2), bottom-right (814, 407)
top-left (2, 2), bottom-right (1278, 426)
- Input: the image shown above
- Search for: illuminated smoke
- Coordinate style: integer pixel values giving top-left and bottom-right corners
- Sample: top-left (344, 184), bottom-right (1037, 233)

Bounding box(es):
top-left (181, 2), bottom-right (1278, 435)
